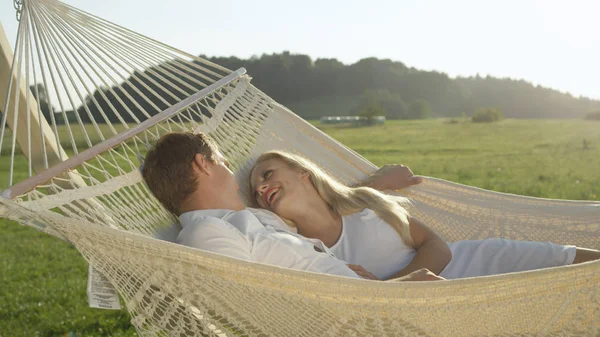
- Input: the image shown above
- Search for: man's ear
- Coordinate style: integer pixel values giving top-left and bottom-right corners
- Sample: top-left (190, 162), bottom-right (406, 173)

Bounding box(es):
top-left (192, 153), bottom-right (211, 175)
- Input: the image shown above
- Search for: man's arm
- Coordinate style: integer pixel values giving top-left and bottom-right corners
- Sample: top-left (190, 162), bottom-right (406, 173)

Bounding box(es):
top-left (356, 164), bottom-right (423, 191)
top-left (178, 218), bottom-right (360, 279)
top-left (254, 234), bottom-right (361, 279)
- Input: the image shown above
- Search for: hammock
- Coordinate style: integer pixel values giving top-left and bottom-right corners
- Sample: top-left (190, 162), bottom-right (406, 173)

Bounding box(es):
top-left (1, 1), bottom-right (599, 336)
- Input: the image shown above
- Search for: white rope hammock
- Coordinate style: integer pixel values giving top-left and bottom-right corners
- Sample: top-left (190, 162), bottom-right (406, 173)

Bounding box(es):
top-left (1, 1), bottom-right (599, 336)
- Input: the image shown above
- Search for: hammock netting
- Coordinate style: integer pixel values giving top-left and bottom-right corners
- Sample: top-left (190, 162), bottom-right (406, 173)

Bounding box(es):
top-left (1, 1), bottom-right (599, 336)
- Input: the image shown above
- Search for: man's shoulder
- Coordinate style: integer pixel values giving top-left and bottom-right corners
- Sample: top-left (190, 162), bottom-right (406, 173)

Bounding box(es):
top-left (179, 214), bottom-right (241, 238)
top-left (178, 208), bottom-right (265, 239)
top-left (179, 209), bottom-right (232, 224)
top-left (178, 208), bottom-right (286, 241)
top-left (176, 211), bottom-right (254, 261)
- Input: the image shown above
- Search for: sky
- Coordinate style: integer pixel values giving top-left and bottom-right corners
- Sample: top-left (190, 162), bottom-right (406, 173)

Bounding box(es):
top-left (1, 0), bottom-right (599, 99)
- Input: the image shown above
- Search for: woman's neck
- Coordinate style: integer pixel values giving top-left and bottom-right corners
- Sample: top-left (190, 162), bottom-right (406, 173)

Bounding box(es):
top-left (289, 198), bottom-right (343, 248)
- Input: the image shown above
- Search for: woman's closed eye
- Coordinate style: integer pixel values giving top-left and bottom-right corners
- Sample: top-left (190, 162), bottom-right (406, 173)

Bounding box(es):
top-left (263, 170), bottom-right (273, 180)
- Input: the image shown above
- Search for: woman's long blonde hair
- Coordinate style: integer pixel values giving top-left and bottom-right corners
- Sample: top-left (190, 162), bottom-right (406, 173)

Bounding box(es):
top-left (249, 151), bottom-right (414, 247)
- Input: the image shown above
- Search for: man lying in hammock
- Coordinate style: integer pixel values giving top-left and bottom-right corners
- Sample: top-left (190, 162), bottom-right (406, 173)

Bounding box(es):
top-left (142, 132), bottom-right (439, 281)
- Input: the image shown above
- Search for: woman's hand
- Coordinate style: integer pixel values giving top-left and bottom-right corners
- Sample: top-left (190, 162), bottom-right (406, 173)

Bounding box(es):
top-left (361, 164), bottom-right (423, 191)
top-left (347, 264), bottom-right (380, 280)
top-left (398, 268), bottom-right (446, 281)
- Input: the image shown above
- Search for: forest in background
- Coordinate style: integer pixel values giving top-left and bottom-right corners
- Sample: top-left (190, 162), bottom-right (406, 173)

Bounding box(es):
top-left (23, 52), bottom-right (600, 123)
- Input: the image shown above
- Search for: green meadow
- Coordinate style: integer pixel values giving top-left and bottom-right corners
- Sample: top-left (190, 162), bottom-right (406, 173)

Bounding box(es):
top-left (320, 119), bottom-right (600, 200)
top-left (1, 119), bottom-right (599, 336)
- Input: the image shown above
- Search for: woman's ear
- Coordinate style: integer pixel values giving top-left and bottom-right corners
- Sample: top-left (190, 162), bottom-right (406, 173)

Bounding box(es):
top-left (300, 170), bottom-right (310, 180)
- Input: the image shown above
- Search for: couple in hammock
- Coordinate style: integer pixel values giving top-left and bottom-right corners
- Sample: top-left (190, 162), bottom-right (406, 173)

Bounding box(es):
top-left (142, 132), bottom-right (599, 281)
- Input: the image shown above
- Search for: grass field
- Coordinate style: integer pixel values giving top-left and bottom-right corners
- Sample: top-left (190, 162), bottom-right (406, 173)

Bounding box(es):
top-left (320, 119), bottom-right (600, 200)
top-left (1, 118), bottom-right (599, 336)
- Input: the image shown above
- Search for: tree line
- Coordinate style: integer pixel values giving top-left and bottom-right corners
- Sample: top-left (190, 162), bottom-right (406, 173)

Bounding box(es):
top-left (22, 52), bottom-right (600, 123)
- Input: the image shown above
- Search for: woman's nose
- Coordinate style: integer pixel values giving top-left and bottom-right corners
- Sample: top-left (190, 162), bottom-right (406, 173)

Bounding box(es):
top-left (257, 183), bottom-right (269, 196)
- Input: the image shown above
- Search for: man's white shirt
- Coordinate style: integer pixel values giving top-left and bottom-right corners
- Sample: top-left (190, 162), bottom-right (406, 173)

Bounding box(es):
top-left (178, 208), bottom-right (359, 278)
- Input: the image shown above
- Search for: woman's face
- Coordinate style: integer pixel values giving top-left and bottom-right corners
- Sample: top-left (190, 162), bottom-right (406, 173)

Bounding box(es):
top-left (250, 158), bottom-right (310, 216)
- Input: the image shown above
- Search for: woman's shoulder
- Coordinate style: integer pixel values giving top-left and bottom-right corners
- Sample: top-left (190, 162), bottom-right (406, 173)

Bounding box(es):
top-left (341, 208), bottom-right (398, 243)
top-left (343, 208), bottom-right (380, 223)
top-left (247, 208), bottom-right (298, 233)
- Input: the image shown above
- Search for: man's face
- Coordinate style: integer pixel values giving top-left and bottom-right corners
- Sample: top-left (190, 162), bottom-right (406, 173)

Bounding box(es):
top-left (208, 151), bottom-right (240, 194)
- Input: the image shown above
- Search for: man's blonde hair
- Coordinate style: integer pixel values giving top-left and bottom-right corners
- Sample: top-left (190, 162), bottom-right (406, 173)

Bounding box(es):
top-left (249, 151), bottom-right (414, 246)
top-left (142, 132), bottom-right (219, 215)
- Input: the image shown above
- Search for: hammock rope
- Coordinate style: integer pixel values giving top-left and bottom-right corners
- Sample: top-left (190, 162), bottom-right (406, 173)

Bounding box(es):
top-left (1, 1), bottom-right (599, 336)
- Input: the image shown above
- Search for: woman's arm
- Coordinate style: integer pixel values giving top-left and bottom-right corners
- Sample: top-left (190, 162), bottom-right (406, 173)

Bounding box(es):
top-left (386, 217), bottom-right (452, 280)
top-left (355, 165), bottom-right (451, 278)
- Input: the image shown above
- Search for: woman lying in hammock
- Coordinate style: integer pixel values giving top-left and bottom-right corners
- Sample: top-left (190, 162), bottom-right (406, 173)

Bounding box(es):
top-left (249, 151), bottom-right (600, 280)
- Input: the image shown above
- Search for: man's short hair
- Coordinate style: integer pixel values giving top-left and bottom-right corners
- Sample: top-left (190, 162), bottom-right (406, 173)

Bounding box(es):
top-left (142, 132), bottom-right (219, 215)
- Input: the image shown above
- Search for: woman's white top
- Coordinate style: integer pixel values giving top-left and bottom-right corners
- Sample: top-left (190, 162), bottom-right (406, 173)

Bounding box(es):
top-left (331, 209), bottom-right (576, 280)
top-left (330, 209), bottom-right (416, 280)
